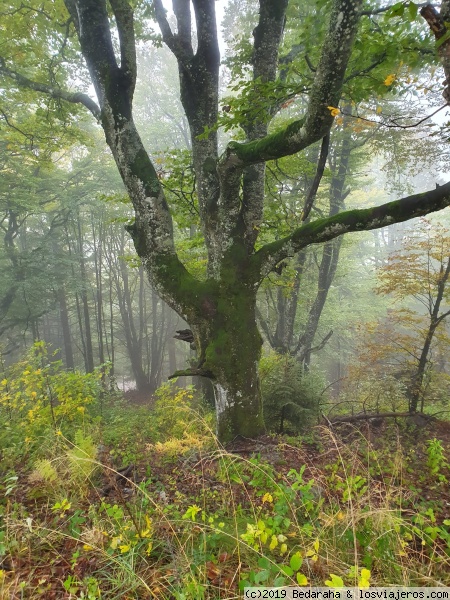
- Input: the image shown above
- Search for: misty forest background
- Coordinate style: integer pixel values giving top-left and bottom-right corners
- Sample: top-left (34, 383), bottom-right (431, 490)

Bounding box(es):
top-left (2, 4), bottom-right (450, 412)
top-left (1, 0), bottom-right (450, 598)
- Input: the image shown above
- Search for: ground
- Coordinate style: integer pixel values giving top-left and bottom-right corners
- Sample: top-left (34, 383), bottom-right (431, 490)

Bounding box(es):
top-left (1, 403), bottom-right (449, 599)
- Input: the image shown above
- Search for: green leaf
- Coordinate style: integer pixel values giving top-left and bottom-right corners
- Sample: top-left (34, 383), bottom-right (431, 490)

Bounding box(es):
top-left (254, 569), bottom-right (270, 584)
top-left (279, 565), bottom-right (294, 577)
top-left (386, 2), bottom-right (405, 18)
top-left (408, 2), bottom-right (418, 20)
top-left (257, 557), bottom-right (270, 570)
top-left (436, 30), bottom-right (450, 49)
top-left (325, 574), bottom-right (345, 588)
top-left (290, 552), bottom-right (303, 571)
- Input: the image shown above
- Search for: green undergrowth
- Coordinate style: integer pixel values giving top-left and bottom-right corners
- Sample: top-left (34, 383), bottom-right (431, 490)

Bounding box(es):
top-left (0, 345), bottom-right (449, 598)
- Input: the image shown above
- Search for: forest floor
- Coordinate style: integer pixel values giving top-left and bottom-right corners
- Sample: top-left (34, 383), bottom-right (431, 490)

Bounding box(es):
top-left (1, 401), bottom-right (450, 599)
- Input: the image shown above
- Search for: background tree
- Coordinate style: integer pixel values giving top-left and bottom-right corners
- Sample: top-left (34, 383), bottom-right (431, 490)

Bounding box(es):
top-left (3, 0), bottom-right (450, 440)
top-left (376, 219), bottom-right (450, 413)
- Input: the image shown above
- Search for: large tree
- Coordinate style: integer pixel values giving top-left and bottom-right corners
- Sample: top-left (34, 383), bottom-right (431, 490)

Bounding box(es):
top-left (2, 0), bottom-right (450, 440)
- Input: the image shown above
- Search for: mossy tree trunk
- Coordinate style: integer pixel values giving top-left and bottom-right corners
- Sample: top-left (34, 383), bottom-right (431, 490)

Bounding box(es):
top-left (195, 283), bottom-right (265, 441)
top-left (5, 0), bottom-right (450, 440)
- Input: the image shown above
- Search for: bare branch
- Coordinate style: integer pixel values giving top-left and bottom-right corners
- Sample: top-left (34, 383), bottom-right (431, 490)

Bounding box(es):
top-left (153, 0), bottom-right (193, 63)
top-left (329, 411), bottom-right (413, 424)
top-left (298, 329), bottom-right (333, 361)
top-left (361, 3), bottom-right (428, 16)
top-left (341, 103), bottom-right (448, 129)
top-left (0, 57), bottom-right (100, 119)
top-left (344, 52), bottom-right (387, 83)
top-left (302, 133), bottom-right (330, 222)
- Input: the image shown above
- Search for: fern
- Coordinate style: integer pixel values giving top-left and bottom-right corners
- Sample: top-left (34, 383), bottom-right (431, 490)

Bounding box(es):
top-left (29, 458), bottom-right (58, 484)
top-left (66, 430), bottom-right (97, 483)
top-left (260, 354), bottom-right (323, 433)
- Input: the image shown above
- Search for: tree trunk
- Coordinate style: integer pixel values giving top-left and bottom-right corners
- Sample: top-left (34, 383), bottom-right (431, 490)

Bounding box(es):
top-left (57, 285), bottom-right (74, 370)
top-left (76, 218), bottom-right (94, 373)
top-left (173, 276), bottom-right (265, 441)
top-left (409, 256), bottom-right (450, 412)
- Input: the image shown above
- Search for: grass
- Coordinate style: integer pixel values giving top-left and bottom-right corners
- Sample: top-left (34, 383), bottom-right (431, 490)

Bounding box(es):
top-left (0, 353), bottom-right (449, 598)
top-left (1, 410), bottom-right (449, 599)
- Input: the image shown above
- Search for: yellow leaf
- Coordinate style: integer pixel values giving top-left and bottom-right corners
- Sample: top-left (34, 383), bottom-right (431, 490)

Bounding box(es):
top-left (269, 535), bottom-right (278, 550)
top-left (384, 74), bottom-right (396, 86)
top-left (325, 574), bottom-right (344, 588)
top-left (262, 492), bottom-right (273, 504)
top-left (110, 536), bottom-right (121, 550)
top-left (313, 538), bottom-right (320, 552)
top-left (297, 573), bottom-right (308, 586)
top-left (327, 106), bottom-right (340, 117)
top-left (376, 106), bottom-right (382, 114)
top-left (280, 543), bottom-right (288, 555)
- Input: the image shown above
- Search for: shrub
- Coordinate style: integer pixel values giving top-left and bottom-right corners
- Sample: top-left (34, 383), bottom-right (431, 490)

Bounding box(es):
top-left (0, 342), bottom-right (102, 465)
top-left (259, 352), bottom-right (323, 433)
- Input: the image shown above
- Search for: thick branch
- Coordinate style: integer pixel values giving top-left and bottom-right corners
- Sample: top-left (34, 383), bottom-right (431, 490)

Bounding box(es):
top-left (173, 0), bottom-right (193, 55)
top-left (65, 0), bottom-right (119, 106)
top-left (169, 367), bottom-right (213, 380)
top-left (238, 0), bottom-right (289, 252)
top-left (192, 0), bottom-right (220, 67)
top-left (254, 181), bottom-right (450, 278)
top-left (420, 4), bottom-right (450, 101)
top-left (153, 0), bottom-right (193, 62)
top-left (0, 57), bottom-right (100, 119)
top-left (302, 133), bottom-right (330, 221)
top-left (219, 0), bottom-right (362, 170)
top-left (329, 411), bottom-right (413, 424)
top-left (109, 0), bottom-right (137, 94)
